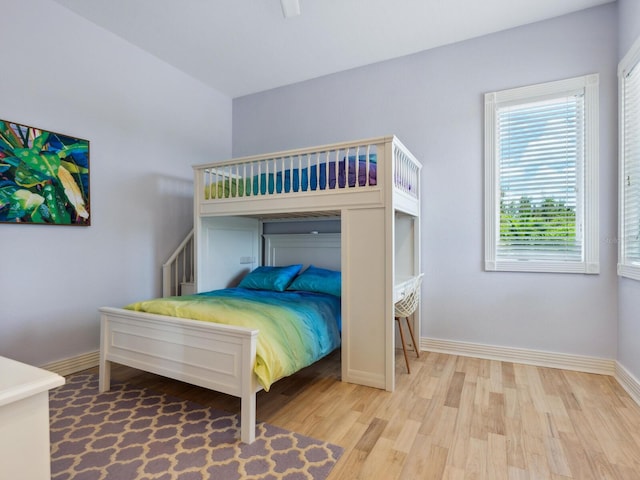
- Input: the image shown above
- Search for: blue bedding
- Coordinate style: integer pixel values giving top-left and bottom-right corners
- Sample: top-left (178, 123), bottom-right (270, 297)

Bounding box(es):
top-left (255, 155), bottom-right (377, 195)
top-left (208, 155), bottom-right (377, 198)
top-left (125, 288), bottom-right (341, 391)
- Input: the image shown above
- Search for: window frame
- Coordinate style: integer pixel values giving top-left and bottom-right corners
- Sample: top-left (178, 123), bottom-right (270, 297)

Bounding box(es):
top-left (618, 36), bottom-right (640, 281)
top-left (484, 74), bottom-right (600, 274)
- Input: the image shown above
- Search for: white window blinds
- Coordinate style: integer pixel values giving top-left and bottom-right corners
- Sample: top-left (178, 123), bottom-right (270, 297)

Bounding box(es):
top-left (485, 74), bottom-right (599, 274)
top-left (497, 95), bottom-right (584, 262)
top-left (619, 37), bottom-right (640, 280)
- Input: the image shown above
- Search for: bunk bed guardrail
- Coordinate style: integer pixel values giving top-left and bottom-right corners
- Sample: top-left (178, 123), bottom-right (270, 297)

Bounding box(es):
top-left (392, 140), bottom-right (420, 198)
top-left (194, 136), bottom-right (420, 204)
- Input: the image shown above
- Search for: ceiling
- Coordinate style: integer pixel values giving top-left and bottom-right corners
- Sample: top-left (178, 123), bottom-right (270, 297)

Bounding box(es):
top-left (52, 0), bottom-right (615, 98)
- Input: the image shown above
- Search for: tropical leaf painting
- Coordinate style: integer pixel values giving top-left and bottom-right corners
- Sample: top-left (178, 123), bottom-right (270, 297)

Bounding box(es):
top-left (0, 119), bottom-right (90, 225)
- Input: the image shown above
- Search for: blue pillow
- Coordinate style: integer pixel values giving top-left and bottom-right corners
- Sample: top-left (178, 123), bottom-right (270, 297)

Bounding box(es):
top-left (238, 264), bottom-right (302, 292)
top-left (287, 265), bottom-right (341, 297)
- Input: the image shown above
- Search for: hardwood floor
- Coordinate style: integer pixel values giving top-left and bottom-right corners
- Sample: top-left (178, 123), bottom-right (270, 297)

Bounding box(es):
top-left (100, 349), bottom-right (640, 479)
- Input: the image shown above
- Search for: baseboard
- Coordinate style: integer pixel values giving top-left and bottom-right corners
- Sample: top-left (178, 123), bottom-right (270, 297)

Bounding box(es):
top-left (41, 350), bottom-right (99, 376)
top-left (421, 337), bottom-right (616, 376)
top-left (615, 363), bottom-right (640, 405)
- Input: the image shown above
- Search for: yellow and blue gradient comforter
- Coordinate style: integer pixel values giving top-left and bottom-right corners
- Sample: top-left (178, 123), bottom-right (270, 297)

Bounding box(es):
top-left (125, 288), bottom-right (341, 391)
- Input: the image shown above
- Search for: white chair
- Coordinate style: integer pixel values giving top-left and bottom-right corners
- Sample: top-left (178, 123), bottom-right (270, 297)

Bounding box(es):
top-left (395, 273), bottom-right (423, 373)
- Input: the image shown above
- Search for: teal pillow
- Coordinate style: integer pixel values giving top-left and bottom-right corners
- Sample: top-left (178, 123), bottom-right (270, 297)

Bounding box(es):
top-left (287, 265), bottom-right (341, 297)
top-left (238, 264), bottom-right (302, 292)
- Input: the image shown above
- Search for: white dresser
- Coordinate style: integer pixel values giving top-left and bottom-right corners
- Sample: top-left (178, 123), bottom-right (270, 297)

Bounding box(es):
top-left (0, 356), bottom-right (65, 480)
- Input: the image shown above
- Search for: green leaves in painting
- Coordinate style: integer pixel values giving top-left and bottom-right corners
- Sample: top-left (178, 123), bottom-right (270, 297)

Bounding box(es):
top-left (0, 120), bottom-right (90, 225)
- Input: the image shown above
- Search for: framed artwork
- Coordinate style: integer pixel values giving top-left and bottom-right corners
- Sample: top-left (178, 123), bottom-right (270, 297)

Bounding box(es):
top-left (0, 119), bottom-right (90, 225)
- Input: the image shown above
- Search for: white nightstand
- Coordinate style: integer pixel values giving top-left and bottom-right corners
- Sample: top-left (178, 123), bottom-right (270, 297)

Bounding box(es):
top-left (0, 356), bottom-right (65, 480)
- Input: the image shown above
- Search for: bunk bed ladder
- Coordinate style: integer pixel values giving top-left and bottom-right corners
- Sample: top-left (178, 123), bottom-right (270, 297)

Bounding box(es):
top-left (162, 229), bottom-right (195, 297)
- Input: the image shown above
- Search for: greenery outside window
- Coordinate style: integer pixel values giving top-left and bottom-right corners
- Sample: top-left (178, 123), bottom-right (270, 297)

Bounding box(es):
top-left (619, 36), bottom-right (640, 281)
top-left (485, 74), bottom-right (599, 274)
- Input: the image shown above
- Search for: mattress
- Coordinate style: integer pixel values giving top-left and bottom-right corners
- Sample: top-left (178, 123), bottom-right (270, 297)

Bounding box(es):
top-left (125, 288), bottom-right (341, 391)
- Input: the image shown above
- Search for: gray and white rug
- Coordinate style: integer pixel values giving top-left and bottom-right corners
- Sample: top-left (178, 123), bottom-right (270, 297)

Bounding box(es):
top-left (50, 373), bottom-right (343, 480)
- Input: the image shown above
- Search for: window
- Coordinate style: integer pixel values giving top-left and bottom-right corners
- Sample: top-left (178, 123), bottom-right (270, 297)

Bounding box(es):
top-left (485, 74), bottom-right (599, 274)
top-left (619, 36), bottom-right (640, 281)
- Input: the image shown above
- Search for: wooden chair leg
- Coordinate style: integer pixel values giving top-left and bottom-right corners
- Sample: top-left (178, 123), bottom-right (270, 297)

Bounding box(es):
top-left (395, 316), bottom-right (411, 374)
top-left (404, 316), bottom-right (420, 358)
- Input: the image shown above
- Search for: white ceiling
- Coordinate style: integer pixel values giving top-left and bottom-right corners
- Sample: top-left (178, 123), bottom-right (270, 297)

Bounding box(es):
top-left (52, 0), bottom-right (615, 98)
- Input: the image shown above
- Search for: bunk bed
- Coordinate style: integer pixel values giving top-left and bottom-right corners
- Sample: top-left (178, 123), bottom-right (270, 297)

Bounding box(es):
top-left (99, 135), bottom-right (422, 444)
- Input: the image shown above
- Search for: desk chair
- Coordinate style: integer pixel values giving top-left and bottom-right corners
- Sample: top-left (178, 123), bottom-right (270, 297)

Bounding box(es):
top-left (395, 273), bottom-right (423, 373)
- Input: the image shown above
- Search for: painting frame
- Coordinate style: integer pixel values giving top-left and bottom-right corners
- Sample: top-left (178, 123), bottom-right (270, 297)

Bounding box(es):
top-left (0, 119), bottom-right (90, 226)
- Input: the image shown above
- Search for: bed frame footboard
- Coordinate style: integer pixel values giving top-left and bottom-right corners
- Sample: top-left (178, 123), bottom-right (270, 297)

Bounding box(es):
top-left (98, 307), bottom-right (260, 444)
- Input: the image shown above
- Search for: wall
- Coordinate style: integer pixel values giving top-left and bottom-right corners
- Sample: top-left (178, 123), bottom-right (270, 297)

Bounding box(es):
top-left (617, 0), bottom-right (640, 380)
top-left (233, 5), bottom-right (619, 360)
top-left (0, 0), bottom-right (231, 366)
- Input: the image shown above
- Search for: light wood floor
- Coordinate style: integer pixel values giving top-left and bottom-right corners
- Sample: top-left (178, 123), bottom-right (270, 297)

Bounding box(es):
top-left (100, 349), bottom-right (640, 479)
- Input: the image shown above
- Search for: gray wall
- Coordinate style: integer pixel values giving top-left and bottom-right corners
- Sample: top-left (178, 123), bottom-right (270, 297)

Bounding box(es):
top-left (617, 0), bottom-right (640, 380)
top-left (0, 0), bottom-right (232, 366)
top-left (233, 4), bottom-right (619, 360)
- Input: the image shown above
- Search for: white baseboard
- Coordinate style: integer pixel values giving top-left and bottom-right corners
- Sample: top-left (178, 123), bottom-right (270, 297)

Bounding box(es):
top-left (40, 350), bottom-right (99, 376)
top-left (615, 363), bottom-right (640, 406)
top-left (421, 337), bottom-right (616, 376)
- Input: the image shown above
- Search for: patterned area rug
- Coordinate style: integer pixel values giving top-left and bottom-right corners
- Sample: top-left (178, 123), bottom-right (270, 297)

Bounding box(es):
top-left (50, 374), bottom-right (343, 480)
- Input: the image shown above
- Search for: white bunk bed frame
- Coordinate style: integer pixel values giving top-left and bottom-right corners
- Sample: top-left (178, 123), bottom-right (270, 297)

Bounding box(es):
top-left (99, 135), bottom-right (421, 444)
